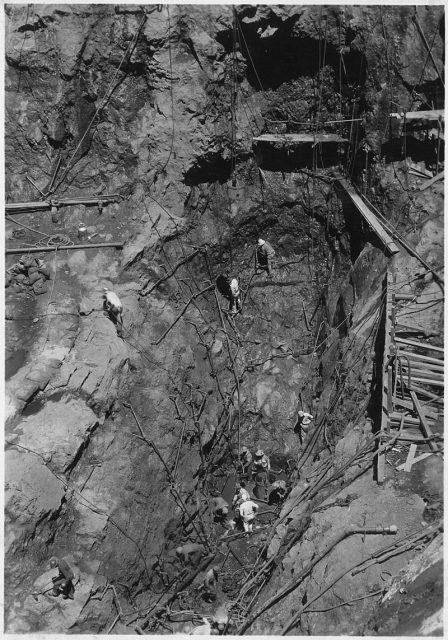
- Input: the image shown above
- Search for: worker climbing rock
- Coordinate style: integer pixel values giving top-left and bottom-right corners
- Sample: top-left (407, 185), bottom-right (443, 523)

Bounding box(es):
top-left (238, 496), bottom-right (259, 534)
top-left (295, 410), bottom-right (314, 435)
top-left (200, 566), bottom-right (219, 602)
top-left (256, 238), bottom-right (275, 277)
top-left (49, 557), bottom-right (75, 600)
top-left (102, 287), bottom-right (123, 337)
top-left (175, 542), bottom-right (206, 566)
top-left (268, 479), bottom-right (289, 505)
top-left (238, 446), bottom-right (252, 476)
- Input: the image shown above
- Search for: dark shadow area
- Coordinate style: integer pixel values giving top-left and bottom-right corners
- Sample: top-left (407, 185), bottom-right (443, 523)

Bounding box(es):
top-left (254, 140), bottom-right (347, 171)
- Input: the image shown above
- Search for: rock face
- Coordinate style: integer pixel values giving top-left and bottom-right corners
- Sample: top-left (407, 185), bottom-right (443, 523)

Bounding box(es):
top-left (4, 4), bottom-right (444, 635)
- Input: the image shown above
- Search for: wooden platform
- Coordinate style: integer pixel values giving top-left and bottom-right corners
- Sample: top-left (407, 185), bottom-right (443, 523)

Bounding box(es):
top-left (335, 177), bottom-right (400, 255)
top-left (253, 133), bottom-right (347, 146)
top-left (390, 109), bottom-right (444, 123)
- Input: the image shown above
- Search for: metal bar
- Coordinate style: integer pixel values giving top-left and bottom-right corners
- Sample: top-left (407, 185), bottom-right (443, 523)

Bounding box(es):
top-left (25, 175), bottom-right (46, 197)
top-left (6, 242), bottom-right (123, 254)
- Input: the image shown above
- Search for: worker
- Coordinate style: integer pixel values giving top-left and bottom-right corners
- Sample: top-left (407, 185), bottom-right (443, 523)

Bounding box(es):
top-left (102, 287), bottom-right (123, 336)
top-left (228, 274), bottom-right (242, 315)
top-left (253, 471), bottom-right (268, 500)
top-left (232, 481), bottom-right (251, 507)
top-left (256, 238), bottom-right (275, 277)
top-left (200, 566), bottom-right (219, 602)
top-left (296, 410), bottom-right (314, 434)
top-left (252, 449), bottom-right (270, 475)
top-left (268, 479), bottom-right (288, 505)
top-left (175, 542), bottom-right (206, 566)
top-left (216, 273), bottom-right (241, 315)
top-left (49, 557), bottom-right (75, 600)
top-left (211, 496), bottom-right (229, 521)
top-left (239, 496), bottom-right (259, 533)
top-left (239, 446), bottom-right (252, 475)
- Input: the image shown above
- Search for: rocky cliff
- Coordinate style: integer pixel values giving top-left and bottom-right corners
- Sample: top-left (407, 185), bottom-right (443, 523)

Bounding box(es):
top-left (5, 4), bottom-right (444, 635)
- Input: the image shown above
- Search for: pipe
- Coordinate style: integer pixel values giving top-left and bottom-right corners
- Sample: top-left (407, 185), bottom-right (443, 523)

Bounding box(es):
top-left (6, 242), bottom-right (123, 254)
top-left (5, 194), bottom-right (120, 213)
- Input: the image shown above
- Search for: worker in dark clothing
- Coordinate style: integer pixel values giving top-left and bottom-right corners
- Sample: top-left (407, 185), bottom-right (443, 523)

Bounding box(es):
top-left (253, 471), bottom-right (268, 500)
top-left (50, 557), bottom-right (75, 599)
top-left (256, 239), bottom-right (275, 277)
top-left (200, 566), bottom-right (219, 602)
top-left (211, 496), bottom-right (229, 521)
top-left (216, 273), bottom-right (242, 315)
top-left (268, 479), bottom-right (289, 505)
top-left (238, 446), bottom-right (252, 476)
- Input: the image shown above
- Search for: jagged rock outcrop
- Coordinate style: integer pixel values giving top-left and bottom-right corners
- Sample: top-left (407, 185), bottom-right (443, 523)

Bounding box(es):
top-left (5, 4), bottom-right (443, 635)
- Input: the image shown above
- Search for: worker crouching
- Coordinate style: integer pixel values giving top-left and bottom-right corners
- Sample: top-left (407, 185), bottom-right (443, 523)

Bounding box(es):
top-left (103, 287), bottom-right (123, 337)
top-left (175, 543), bottom-right (206, 567)
top-left (216, 273), bottom-right (242, 316)
top-left (49, 557), bottom-right (75, 600)
top-left (199, 566), bottom-right (219, 603)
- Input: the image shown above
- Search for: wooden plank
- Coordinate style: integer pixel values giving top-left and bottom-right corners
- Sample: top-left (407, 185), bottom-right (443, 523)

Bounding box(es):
top-left (389, 109), bottom-right (444, 122)
top-left (403, 444), bottom-right (417, 472)
top-left (410, 391), bottom-right (441, 453)
top-left (396, 451), bottom-right (433, 471)
top-left (395, 337), bottom-right (444, 353)
top-left (398, 349), bottom-right (444, 365)
top-left (400, 362), bottom-right (444, 375)
top-left (253, 133), bottom-right (348, 145)
top-left (402, 383), bottom-right (444, 402)
top-left (408, 376), bottom-right (444, 387)
top-left (419, 171), bottom-right (444, 191)
top-left (336, 179), bottom-right (400, 254)
top-left (392, 396), bottom-right (438, 419)
top-left (394, 433), bottom-right (441, 443)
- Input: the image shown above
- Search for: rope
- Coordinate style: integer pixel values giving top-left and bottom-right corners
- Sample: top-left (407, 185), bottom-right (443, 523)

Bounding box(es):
top-left (236, 13), bottom-right (264, 92)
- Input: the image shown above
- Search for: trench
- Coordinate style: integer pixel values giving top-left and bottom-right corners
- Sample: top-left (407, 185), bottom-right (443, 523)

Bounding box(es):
top-left (4, 4), bottom-right (444, 637)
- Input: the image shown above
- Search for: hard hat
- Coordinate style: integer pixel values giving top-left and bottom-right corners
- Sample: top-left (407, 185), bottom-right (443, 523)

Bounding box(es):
top-left (49, 557), bottom-right (58, 568)
top-left (221, 506), bottom-right (229, 515)
top-left (298, 410), bottom-right (304, 417)
top-left (258, 239), bottom-right (265, 246)
top-left (255, 449), bottom-right (264, 457)
top-left (175, 546), bottom-right (183, 556)
top-left (103, 287), bottom-right (109, 292)
top-left (240, 446), bottom-right (248, 453)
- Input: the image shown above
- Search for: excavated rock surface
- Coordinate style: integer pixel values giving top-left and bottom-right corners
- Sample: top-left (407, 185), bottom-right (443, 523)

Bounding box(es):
top-left (4, 4), bottom-right (444, 635)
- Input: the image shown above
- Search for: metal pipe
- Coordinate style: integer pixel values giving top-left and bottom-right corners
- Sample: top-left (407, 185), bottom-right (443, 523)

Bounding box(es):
top-left (6, 242), bottom-right (123, 254)
top-left (5, 194), bottom-right (120, 213)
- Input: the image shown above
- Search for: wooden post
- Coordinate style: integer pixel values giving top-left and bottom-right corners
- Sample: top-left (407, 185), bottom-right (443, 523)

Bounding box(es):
top-left (410, 391), bottom-right (441, 453)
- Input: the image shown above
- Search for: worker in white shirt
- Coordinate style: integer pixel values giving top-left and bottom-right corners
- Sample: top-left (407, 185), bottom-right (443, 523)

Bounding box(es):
top-left (239, 496), bottom-right (259, 533)
top-left (102, 287), bottom-right (123, 336)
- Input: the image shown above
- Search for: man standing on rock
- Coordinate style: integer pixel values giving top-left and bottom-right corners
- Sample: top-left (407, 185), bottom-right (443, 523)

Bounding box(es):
top-left (256, 238), bottom-right (275, 277)
top-left (239, 496), bottom-right (259, 534)
top-left (215, 273), bottom-right (242, 316)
